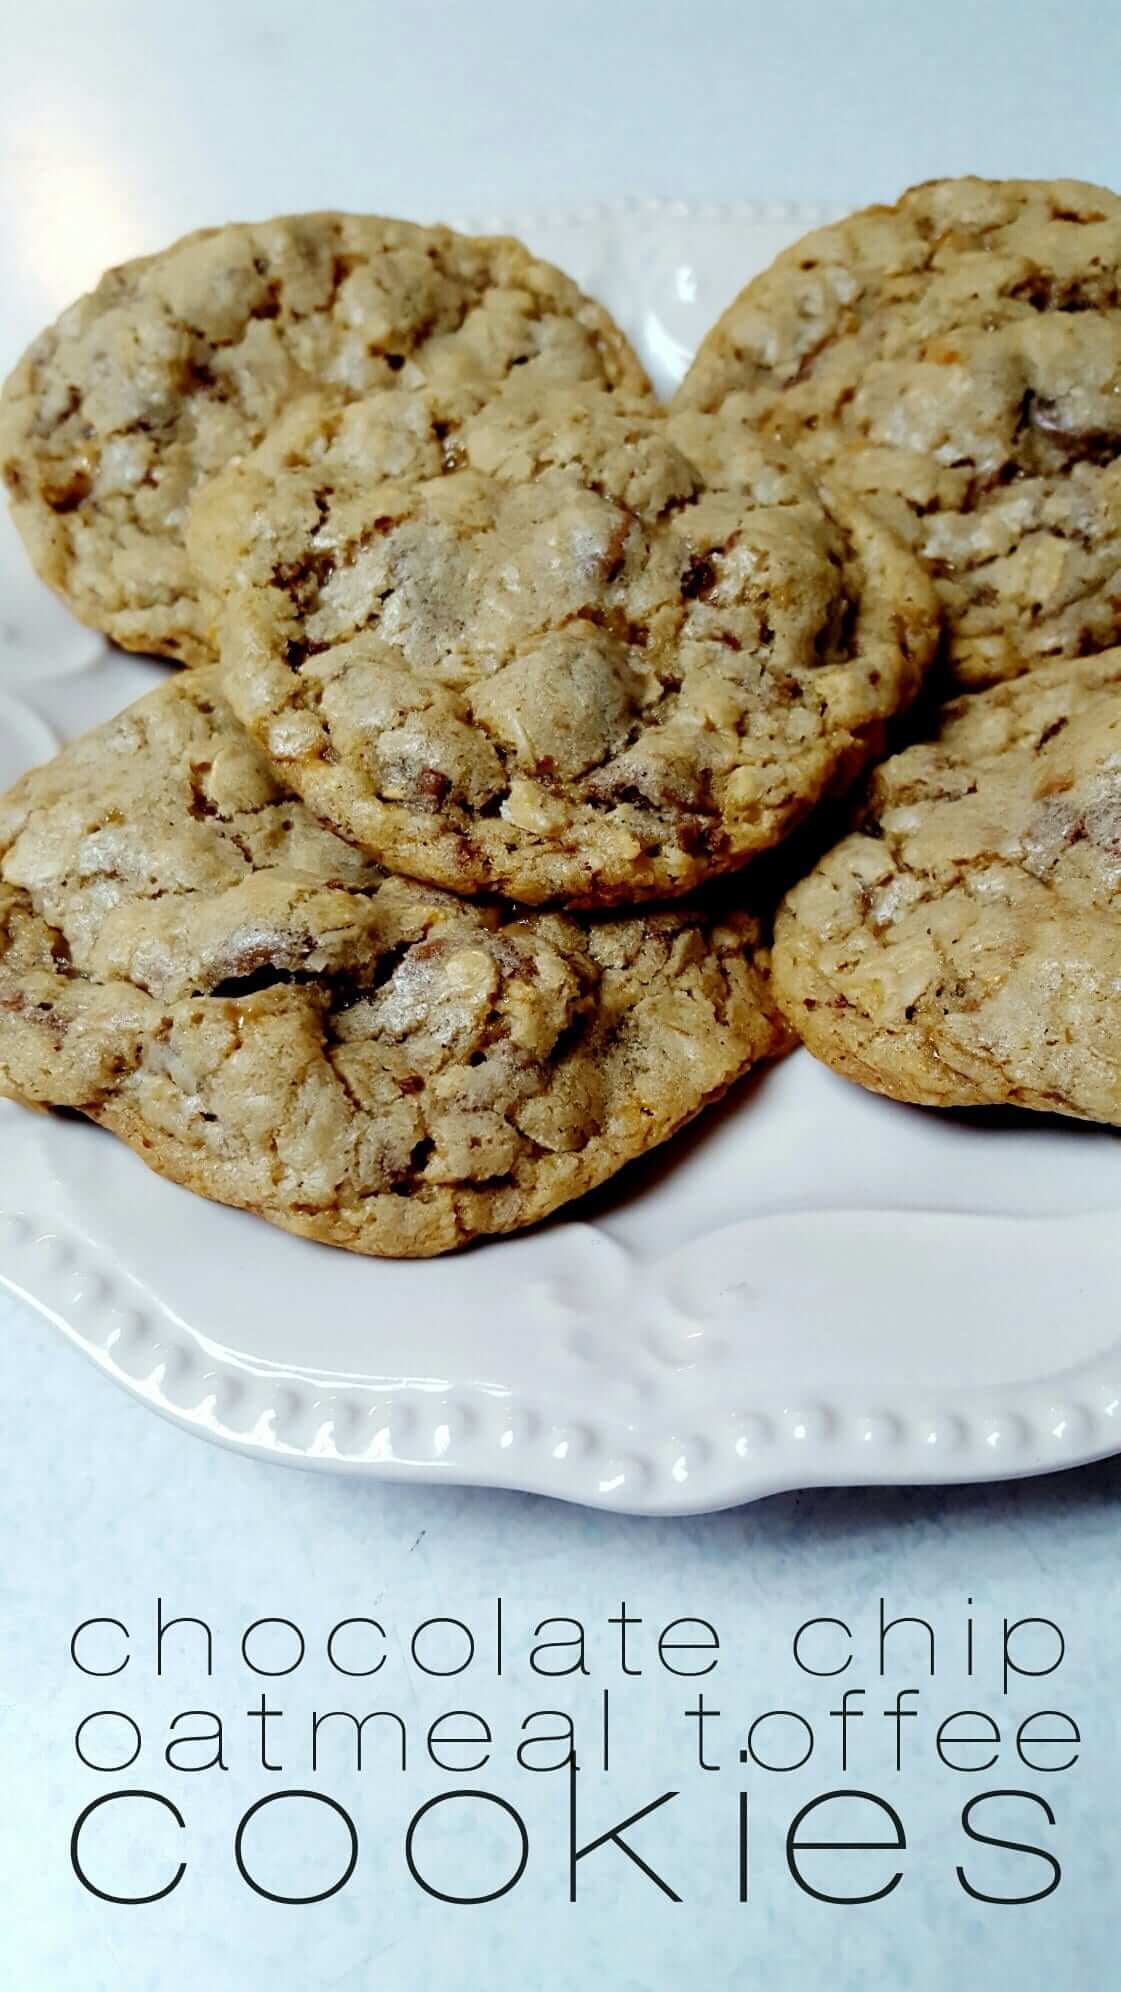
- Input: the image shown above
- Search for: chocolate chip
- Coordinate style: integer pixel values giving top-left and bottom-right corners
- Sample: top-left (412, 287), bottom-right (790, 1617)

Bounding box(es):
top-left (284, 636), bottom-right (328, 671)
top-left (250, 281), bottom-right (282, 321)
top-left (681, 554), bottom-right (717, 601)
top-left (42, 469), bottom-right (91, 513)
top-left (417, 768), bottom-right (451, 807)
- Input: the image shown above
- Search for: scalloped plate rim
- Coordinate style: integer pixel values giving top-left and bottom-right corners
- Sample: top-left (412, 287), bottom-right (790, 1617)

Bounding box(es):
top-left (4, 1195), bottom-right (1121, 1513)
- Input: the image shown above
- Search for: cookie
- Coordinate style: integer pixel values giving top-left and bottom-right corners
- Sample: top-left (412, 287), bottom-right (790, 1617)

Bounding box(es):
top-left (189, 380), bottom-right (936, 906)
top-left (0, 213), bottom-right (650, 665)
top-left (772, 648), bottom-right (1121, 1123)
top-left (0, 671), bottom-right (788, 1257)
top-left (677, 178), bottom-right (1121, 689)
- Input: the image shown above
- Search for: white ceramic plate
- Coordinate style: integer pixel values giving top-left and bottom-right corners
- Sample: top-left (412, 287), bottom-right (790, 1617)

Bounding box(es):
top-left (3, 200), bottom-right (1121, 1513)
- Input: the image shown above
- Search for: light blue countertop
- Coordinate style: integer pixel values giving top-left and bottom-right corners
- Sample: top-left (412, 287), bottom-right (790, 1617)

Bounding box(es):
top-left (4, 1301), bottom-right (1118, 1988)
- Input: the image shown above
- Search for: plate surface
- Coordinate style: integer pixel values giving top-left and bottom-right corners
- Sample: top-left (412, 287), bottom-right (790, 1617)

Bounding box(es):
top-left (3, 200), bottom-right (1121, 1513)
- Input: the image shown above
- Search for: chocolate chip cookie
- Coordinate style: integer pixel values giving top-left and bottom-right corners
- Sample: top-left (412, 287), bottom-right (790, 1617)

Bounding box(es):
top-left (190, 381), bottom-right (936, 905)
top-left (0, 213), bottom-right (650, 665)
top-left (773, 648), bottom-right (1121, 1122)
top-left (677, 178), bottom-right (1121, 689)
top-left (0, 672), bottom-right (788, 1256)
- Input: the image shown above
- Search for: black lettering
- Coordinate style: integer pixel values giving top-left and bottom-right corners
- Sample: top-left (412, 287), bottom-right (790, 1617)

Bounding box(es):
top-left (311, 1710), bottom-right (406, 1773)
top-left (70, 1619), bottom-right (129, 1678)
top-left (1003, 1620), bottom-right (1065, 1695)
top-left (241, 1618), bottom-right (306, 1677)
top-left (786, 1791), bottom-right (905, 1905)
top-left (936, 1711), bottom-right (1001, 1774)
top-left (744, 1710), bottom-right (814, 1773)
top-left (156, 1599), bottom-right (213, 1679)
top-left (568, 1760), bottom-right (680, 1902)
top-left (530, 1618), bottom-right (588, 1678)
top-left (325, 1619), bottom-right (387, 1676)
top-left (427, 1711), bottom-right (492, 1773)
top-left (405, 1792), bottom-right (528, 1903)
top-left (235, 1791), bottom-right (357, 1904)
top-left (658, 1619), bottom-right (719, 1676)
top-left (74, 1711), bottom-right (142, 1774)
top-left (517, 1711), bottom-right (577, 1773)
top-left (957, 1790), bottom-right (1061, 1904)
top-left (792, 1618), bottom-right (852, 1677)
top-left (410, 1618), bottom-right (475, 1677)
top-left (1016, 1711), bottom-right (1080, 1774)
top-left (71, 1791), bottom-right (185, 1905)
top-left (166, 1711), bottom-right (227, 1773)
top-left (879, 1599), bottom-right (934, 1678)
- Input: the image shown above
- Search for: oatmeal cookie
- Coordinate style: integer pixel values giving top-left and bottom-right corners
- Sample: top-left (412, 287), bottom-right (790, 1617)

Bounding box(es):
top-left (677, 178), bottom-right (1121, 687)
top-left (0, 672), bottom-right (788, 1256)
top-left (773, 648), bottom-right (1121, 1122)
top-left (0, 213), bottom-right (650, 663)
top-left (190, 381), bottom-right (936, 904)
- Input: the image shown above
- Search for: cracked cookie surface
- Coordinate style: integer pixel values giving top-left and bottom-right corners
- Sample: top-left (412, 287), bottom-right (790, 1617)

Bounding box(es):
top-left (0, 671), bottom-right (787, 1257)
top-left (772, 648), bottom-right (1121, 1123)
top-left (0, 213), bottom-right (650, 665)
top-left (676, 178), bottom-right (1121, 689)
top-left (191, 381), bottom-right (936, 905)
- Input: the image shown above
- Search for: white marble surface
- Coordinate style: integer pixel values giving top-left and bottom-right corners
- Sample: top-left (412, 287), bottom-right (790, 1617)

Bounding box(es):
top-left (3, 3), bottom-right (1121, 1985)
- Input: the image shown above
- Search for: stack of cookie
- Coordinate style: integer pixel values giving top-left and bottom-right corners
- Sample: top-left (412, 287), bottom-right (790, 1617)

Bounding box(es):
top-left (1, 182), bottom-right (1118, 1259)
